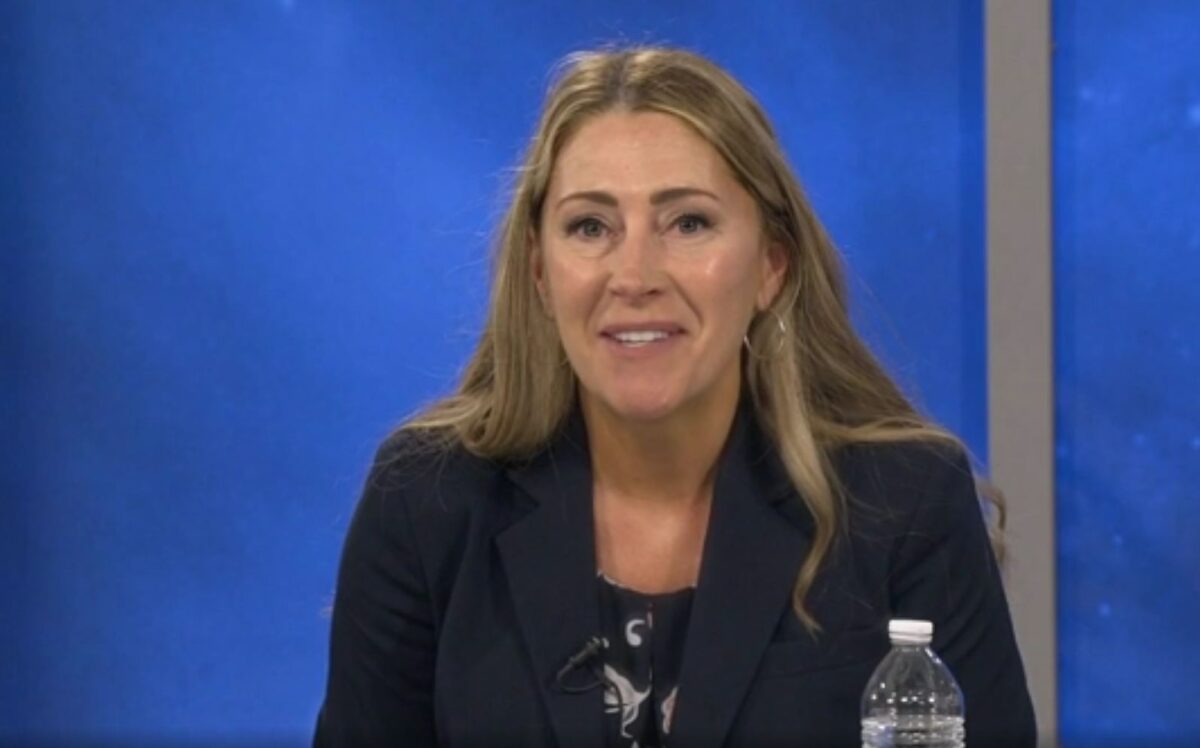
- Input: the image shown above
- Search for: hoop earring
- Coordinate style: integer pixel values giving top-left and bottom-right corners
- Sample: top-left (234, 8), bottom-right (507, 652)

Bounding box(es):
top-left (742, 308), bottom-right (788, 360)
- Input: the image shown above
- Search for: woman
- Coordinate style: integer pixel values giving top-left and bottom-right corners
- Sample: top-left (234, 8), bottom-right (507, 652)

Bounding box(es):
top-left (313, 46), bottom-right (1036, 747)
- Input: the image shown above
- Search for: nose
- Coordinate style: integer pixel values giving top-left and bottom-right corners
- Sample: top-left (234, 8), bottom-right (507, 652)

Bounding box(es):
top-left (608, 223), bottom-right (664, 302)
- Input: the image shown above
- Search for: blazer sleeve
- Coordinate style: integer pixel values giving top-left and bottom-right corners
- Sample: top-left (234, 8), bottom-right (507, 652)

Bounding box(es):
top-left (888, 445), bottom-right (1038, 748)
top-left (313, 438), bottom-right (438, 747)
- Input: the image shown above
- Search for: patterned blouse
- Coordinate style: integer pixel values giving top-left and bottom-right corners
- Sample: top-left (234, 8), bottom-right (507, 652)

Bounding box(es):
top-left (596, 572), bottom-right (696, 748)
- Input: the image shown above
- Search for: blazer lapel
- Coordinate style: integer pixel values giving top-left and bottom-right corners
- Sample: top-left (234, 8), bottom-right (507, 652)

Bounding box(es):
top-left (497, 409), bottom-right (606, 748)
top-left (670, 401), bottom-right (814, 748)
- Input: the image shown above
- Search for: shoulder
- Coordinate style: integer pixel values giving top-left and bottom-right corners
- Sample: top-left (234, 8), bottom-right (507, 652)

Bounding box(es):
top-left (348, 429), bottom-right (516, 547)
top-left (366, 428), bottom-right (503, 496)
top-left (833, 438), bottom-right (973, 492)
top-left (359, 428), bottom-right (513, 524)
top-left (344, 428), bottom-right (522, 608)
top-left (830, 438), bottom-right (979, 531)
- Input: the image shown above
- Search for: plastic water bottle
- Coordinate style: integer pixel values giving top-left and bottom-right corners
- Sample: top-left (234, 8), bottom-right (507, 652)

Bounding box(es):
top-left (860, 619), bottom-right (965, 747)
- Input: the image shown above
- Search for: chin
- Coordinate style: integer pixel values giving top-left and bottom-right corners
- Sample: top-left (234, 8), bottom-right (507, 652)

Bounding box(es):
top-left (595, 388), bottom-right (686, 424)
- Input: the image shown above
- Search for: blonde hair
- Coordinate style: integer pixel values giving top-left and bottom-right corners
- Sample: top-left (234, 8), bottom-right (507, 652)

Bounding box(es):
top-left (400, 46), bottom-right (1004, 631)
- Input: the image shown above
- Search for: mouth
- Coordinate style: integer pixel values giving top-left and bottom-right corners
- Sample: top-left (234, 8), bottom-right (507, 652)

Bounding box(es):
top-left (599, 324), bottom-right (686, 353)
top-left (602, 330), bottom-right (680, 347)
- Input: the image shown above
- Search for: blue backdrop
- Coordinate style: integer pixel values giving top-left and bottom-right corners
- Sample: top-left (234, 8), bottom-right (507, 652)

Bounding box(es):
top-left (1053, 2), bottom-right (1200, 745)
top-left (2, 2), bottom-right (985, 743)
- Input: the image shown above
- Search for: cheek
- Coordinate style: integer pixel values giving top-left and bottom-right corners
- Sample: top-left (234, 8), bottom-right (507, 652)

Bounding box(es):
top-left (693, 250), bottom-right (763, 327)
top-left (543, 253), bottom-right (603, 325)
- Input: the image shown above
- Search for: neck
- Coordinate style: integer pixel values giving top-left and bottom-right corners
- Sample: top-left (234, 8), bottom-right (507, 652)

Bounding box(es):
top-left (580, 375), bottom-right (741, 506)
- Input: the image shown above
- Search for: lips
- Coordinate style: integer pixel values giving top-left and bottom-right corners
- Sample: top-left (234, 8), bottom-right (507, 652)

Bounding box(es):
top-left (599, 322), bottom-right (686, 351)
top-left (599, 322), bottom-right (686, 338)
top-left (600, 326), bottom-right (686, 350)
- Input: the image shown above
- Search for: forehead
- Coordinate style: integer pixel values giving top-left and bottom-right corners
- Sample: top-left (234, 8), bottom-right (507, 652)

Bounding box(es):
top-left (548, 110), bottom-right (738, 196)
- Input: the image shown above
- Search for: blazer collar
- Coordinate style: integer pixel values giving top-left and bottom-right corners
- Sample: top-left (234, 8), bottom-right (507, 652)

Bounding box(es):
top-left (671, 399), bottom-right (813, 748)
top-left (498, 405), bottom-right (604, 747)
top-left (498, 397), bottom-right (814, 748)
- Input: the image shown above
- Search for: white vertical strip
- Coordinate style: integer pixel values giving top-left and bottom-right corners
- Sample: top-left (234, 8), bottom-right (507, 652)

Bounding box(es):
top-left (985, 0), bottom-right (1058, 746)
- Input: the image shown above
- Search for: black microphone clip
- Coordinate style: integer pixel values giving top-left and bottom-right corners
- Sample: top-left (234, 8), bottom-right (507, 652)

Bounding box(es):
top-left (552, 636), bottom-right (606, 690)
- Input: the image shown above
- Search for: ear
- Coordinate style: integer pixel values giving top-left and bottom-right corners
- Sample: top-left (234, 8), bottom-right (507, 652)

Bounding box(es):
top-left (529, 233), bottom-right (553, 318)
top-left (756, 240), bottom-right (789, 311)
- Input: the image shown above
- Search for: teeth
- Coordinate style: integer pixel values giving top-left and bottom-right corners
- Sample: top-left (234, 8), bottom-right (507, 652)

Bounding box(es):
top-left (612, 330), bottom-right (671, 345)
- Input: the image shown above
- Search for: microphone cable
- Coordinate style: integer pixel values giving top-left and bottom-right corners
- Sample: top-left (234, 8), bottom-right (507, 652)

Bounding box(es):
top-left (550, 636), bottom-right (627, 726)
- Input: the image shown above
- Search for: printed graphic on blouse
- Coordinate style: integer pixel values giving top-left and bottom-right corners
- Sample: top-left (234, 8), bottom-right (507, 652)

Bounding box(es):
top-left (596, 571), bottom-right (695, 748)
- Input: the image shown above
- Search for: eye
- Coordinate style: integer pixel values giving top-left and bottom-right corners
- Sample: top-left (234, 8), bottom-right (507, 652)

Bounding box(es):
top-left (675, 213), bottom-right (712, 235)
top-left (566, 216), bottom-right (608, 239)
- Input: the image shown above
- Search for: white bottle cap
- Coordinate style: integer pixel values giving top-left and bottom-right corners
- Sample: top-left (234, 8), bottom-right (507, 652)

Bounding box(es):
top-left (889, 619), bottom-right (934, 645)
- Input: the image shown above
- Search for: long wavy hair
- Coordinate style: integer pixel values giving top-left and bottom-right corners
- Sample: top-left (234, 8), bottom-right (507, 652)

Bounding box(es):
top-left (400, 46), bottom-right (1004, 631)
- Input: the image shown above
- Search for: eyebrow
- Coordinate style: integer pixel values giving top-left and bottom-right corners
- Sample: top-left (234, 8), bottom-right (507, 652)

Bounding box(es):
top-left (553, 186), bottom-right (720, 210)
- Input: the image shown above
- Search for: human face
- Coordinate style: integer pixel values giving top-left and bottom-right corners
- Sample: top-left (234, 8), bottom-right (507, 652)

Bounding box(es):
top-left (533, 110), bottom-right (786, 424)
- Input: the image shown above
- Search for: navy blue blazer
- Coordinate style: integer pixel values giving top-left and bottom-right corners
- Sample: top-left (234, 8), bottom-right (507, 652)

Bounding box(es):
top-left (313, 400), bottom-right (1037, 747)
